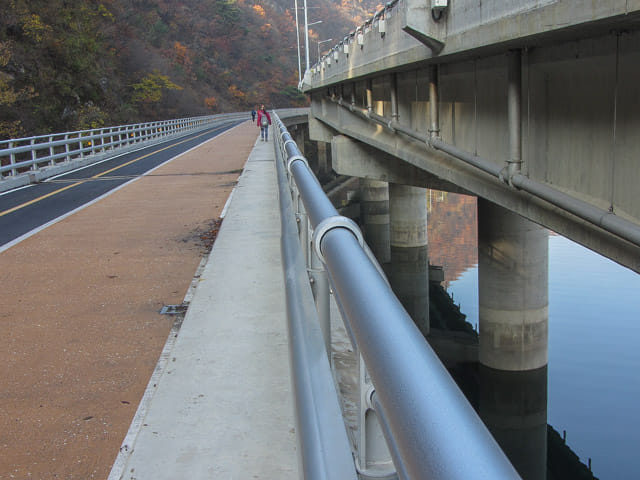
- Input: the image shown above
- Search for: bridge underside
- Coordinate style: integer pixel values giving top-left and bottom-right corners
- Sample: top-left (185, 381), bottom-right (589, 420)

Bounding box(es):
top-left (303, 0), bottom-right (640, 273)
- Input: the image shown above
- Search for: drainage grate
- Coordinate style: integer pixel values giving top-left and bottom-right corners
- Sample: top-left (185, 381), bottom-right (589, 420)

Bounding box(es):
top-left (159, 304), bottom-right (189, 315)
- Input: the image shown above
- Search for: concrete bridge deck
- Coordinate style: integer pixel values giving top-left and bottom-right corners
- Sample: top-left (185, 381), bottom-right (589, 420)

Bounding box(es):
top-left (0, 121), bottom-right (297, 478)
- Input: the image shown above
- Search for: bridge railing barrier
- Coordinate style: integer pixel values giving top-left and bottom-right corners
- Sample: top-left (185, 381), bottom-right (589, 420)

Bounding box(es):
top-left (0, 112), bottom-right (248, 192)
top-left (273, 110), bottom-right (522, 480)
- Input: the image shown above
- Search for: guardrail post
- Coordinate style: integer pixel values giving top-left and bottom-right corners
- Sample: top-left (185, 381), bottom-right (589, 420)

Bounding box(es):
top-left (49, 136), bottom-right (55, 166)
top-left (9, 141), bottom-right (16, 176)
top-left (64, 134), bottom-right (70, 162)
top-left (30, 138), bottom-right (37, 170)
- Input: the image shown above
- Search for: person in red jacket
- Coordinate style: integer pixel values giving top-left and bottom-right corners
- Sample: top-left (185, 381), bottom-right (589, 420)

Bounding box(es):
top-left (257, 105), bottom-right (272, 142)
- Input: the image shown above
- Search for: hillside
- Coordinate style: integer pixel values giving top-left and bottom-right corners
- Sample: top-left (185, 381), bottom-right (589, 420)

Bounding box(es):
top-left (0, 0), bottom-right (380, 139)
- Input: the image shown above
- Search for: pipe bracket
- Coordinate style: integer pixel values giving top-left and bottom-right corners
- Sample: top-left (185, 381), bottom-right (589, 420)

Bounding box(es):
top-left (283, 139), bottom-right (297, 151)
top-left (287, 155), bottom-right (310, 176)
top-left (312, 215), bottom-right (364, 264)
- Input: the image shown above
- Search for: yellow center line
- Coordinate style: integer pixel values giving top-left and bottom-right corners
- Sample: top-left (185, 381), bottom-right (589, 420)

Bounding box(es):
top-left (0, 129), bottom-right (215, 218)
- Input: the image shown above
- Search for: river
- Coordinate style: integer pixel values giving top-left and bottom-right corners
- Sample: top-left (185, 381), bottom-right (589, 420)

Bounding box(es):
top-left (428, 191), bottom-right (640, 480)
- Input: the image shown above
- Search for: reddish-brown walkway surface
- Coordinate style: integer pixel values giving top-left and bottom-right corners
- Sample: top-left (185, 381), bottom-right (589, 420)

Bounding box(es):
top-left (0, 121), bottom-right (258, 479)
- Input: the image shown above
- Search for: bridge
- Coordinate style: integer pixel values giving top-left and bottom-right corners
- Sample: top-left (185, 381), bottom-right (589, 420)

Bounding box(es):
top-left (298, 0), bottom-right (640, 392)
top-left (1, 1), bottom-right (638, 479)
top-left (301, 0), bottom-right (640, 275)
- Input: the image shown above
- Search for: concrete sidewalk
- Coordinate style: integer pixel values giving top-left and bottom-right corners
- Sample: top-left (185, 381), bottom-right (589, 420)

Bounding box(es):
top-left (111, 136), bottom-right (298, 479)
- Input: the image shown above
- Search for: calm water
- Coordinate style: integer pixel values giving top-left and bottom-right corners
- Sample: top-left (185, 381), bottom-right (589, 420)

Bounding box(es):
top-left (434, 195), bottom-right (640, 479)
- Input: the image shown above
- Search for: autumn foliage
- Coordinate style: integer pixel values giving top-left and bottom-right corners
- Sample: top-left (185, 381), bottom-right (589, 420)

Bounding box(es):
top-left (0, 0), bottom-right (381, 139)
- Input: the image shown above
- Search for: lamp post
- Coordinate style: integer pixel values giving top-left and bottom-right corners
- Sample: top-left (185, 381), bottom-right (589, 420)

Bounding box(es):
top-left (303, 0), bottom-right (310, 71)
top-left (317, 38), bottom-right (333, 63)
top-left (294, 0), bottom-right (302, 83)
top-left (306, 20), bottom-right (323, 68)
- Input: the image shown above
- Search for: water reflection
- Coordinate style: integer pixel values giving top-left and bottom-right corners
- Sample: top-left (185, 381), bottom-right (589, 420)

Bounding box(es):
top-left (428, 190), bottom-right (640, 480)
top-left (479, 366), bottom-right (548, 480)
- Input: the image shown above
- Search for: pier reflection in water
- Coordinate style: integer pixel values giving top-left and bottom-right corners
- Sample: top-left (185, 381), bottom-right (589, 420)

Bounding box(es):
top-left (428, 191), bottom-right (640, 480)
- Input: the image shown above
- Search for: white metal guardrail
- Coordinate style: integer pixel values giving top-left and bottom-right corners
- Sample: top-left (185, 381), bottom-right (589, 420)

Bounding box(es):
top-left (273, 110), bottom-right (522, 480)
top-left (0, 112), bottom-right (248, 192)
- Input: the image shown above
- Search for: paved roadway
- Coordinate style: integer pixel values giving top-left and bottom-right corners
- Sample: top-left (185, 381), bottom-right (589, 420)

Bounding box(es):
top-left (0, 121), bottom-right (243, 250)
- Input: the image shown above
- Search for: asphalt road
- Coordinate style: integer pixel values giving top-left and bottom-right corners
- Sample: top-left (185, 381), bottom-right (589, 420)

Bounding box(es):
top-left (0, 121), bottom-right (243, 249)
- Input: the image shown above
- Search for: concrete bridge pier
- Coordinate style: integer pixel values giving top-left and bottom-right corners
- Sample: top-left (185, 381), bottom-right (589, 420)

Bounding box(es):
top-left (477, 199), bottom-right (549, 478)
top-left (388, 184), bottom-right (430, 336)
top-left (360, 179), bottom-right (390, 265)
top-left (308, 116), bottom-right (333, 181)
top-left (316, 142), bottom-right (331, 180)
top-left (293, 125), bottom-right (306, 156)
top-left (478, 199), bottom-right (548, 371)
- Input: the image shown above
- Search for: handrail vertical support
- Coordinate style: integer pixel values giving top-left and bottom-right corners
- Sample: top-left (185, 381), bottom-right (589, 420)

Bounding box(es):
top-left (296, 194), bottom-right (310, 268)
top-left (309, 248), bottom-right (331, 358)
top-left (357, 355), bottom-right (396, 479)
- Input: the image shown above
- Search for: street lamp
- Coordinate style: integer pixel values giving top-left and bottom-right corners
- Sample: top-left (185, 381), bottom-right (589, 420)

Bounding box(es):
top-left (305, 20), bottom-right (323, 69)
top-left (294, 0), bottom-right (302, 83)
top-left (303, 0), bottom-right (310, 71)
top-left (316, 38), bottom-right (333, 63)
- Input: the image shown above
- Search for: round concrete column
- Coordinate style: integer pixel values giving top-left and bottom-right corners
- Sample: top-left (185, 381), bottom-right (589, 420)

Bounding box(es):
top-left (478, 199), bottom-right (548, 371)
top-left (294, 126), bottom-right (306, 156)
top-left (316, 141), bottom-right (331, 181)
top-left (388, 184), bottom-right (429, 335)
top-left (360, 179), bottom-right (390, 265)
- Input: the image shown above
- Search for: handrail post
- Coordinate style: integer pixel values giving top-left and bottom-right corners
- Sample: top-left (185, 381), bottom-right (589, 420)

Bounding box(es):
top-left (357, 355), bottom-right (396, 479)
top-left (296, 191), bottom-right (310, 268)
top-left (309, 246), bottom-right (330, 357)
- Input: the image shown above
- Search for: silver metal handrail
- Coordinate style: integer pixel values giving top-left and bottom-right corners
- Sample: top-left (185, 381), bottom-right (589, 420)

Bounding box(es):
top-left (273, 110), bottom-right (521, 480)
top-left (0, 112), bottom-right (247, 182)
top-left (273, 114), bottom-right (358, 480)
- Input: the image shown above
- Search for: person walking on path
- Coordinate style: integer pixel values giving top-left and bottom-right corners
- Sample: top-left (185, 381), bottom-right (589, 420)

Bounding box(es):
top-left (257, 105), bottom-right (271, 141)
top-left (251, 108), bottom-right (256, 123)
